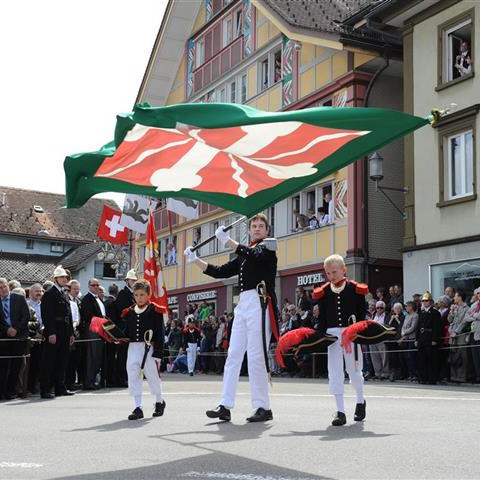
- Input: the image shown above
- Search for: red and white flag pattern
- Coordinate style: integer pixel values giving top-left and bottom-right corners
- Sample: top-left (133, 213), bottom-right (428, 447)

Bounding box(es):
top-left (144, 212), bottom-right (168, 313)
top-left (94, 122), bottom-right (369, 198)
top-left (96, 205), bottom-right (129, 244)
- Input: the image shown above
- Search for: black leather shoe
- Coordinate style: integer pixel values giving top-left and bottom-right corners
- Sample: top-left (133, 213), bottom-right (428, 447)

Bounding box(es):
top-left (128, 407), bottom-right (144, 420)
top-left (153, 401), bottom-right (166, 417)
top-left (332, 411), bottom-right (347, 426)
top-left (354, 401), bottom-right (366, 421)
top-left (40, 392), bottom-right (55, 399)
top-left (56, 390), bottom-right (75, 397)
top-left (246, 407), bottom-right (273, 423)
top-left (206, 405), bottom-right (231, 421)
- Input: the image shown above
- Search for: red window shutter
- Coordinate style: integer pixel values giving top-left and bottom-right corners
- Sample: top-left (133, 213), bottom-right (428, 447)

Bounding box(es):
top-left (213, 24), bottom-right (221, 55)
top-left (212, 57), bottom-right (220, 81)
top-left (221, 50), bottom-right (230, 74)
top-left (212, 0), bottom-right (222, 16)
top-left (204, 63), bottom-right (212, 85)
top-left (205, 31), bottom-right (212, 60)
top-left (231, 39), bottom-right (241, 66)
top-left (194, 70), bottom-right (203, 92)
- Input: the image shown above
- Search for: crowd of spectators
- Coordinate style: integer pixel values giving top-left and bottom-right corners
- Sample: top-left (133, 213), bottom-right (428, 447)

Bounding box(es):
top-left (1, 272), bottom-right (479, 403)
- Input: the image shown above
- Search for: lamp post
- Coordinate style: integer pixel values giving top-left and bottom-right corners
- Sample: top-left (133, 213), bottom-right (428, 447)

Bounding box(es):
top-left (368, 152), bottom-right (408, 220)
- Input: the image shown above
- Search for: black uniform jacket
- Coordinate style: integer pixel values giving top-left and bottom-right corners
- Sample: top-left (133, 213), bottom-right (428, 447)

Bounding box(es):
top-left (314, 280), bottom-right (368, 335)
top-left (122, 303), bottom-right (165, 357)
top-left (183, 327), bottom-right (201, 348)
top-left (0, 293), bottom-right (30, 339)
top-left (204, 241), bottom-right (277, 301)
top-left (41, 286), bottom-right (73, 338)
top-left (109, 286), bottom-right (134, 329)
top-left (80, 292), bottom-right (105, 336)
top-left (416, 307), bottom-right (443, 347)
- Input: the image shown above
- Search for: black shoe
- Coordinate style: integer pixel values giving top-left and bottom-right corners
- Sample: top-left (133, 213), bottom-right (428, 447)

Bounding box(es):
top-left (206, 405), bottom-right (231, 421)
top-left (246, 407), bottom-right (273, 423)
top-left (4, 393), bottom-right (17, 401)
top-left (128, 407), bottom-right (144, 420)
top-left (55, 390), bottom-right (75, 397)
top-left (331, 411), bottom-right (347, 426)
top-left (354, 401), bottom-right (366, 421)
top-left (153, 401), bottom-right (166, 417)
top-left (40, 392), bottom-right (55, 399)
top-left (189, 372), bottom-right (194, 376)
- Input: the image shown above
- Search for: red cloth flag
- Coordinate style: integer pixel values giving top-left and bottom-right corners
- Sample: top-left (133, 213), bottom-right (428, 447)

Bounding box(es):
top-left (97, 205), bottom-right (129, 244)
top-left (144, 211), bottom-right (168, 313)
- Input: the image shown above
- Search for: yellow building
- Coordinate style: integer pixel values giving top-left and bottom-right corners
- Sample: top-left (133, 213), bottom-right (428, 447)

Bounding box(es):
top-left (135, 0), bottom-right (405, 316)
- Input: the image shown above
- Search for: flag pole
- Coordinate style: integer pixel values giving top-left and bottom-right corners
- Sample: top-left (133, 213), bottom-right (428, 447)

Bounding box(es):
top-left (190, 215), bottom-right (247, 252)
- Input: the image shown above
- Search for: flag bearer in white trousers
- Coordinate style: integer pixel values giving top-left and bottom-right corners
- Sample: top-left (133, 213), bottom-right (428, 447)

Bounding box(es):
top-left (122, 280), bottom-right (166, 421)
top-left (184, 213), bottom-right (278, 423)
top-left (312, 254), bottom-right (369, 426)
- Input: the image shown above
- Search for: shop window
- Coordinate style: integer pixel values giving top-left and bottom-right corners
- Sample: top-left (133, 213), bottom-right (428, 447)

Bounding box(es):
top-left (438, 12), bottom-right (473, 87)
top-left (437, 111), bottom-right (476, 206)
top-left (431, 259), bottom-right (480, 300)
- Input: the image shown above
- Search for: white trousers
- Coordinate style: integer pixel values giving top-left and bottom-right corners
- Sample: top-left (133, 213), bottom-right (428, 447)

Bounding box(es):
top-left (127, 342), bottom-right (163, 399)
top-left (221, 289), bottom-right (271, 410)
top-left (327, 327), bottom-right (364, 396)
top-left (186, 343), bottom-right (198, 373)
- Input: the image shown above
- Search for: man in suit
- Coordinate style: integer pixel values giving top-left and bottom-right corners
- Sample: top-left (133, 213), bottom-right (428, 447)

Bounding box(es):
top-left (39, 266), bottom-right (75, 399)
top-left (0, 278), bottom-right (30, 400)
top-left (80, 278), bottom-right (106, 389)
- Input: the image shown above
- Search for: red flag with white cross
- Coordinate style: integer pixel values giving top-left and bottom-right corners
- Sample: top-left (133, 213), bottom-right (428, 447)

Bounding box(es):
top-left (97, 205), bottom-right (129, 244)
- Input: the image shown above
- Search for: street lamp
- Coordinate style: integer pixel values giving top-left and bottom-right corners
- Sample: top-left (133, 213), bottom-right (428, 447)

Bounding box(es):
top-left (368, 152), bottom-right (408, 220)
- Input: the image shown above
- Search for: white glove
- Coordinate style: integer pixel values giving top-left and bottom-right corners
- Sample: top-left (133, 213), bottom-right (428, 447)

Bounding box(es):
top-left (184, 246), bottom-right (198, 264)
top-left (215, 226), bottom-right (231, 247)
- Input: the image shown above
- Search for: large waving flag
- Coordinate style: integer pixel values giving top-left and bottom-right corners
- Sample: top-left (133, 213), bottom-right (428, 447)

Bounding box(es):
top-left (64, 103), bottom-right (428, 216)
top-left (144, 211), bottom-right (168, 313)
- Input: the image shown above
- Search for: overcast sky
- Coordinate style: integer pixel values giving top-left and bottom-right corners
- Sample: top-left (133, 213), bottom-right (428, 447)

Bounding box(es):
top-left (1, 0), bottom-right (167, 206)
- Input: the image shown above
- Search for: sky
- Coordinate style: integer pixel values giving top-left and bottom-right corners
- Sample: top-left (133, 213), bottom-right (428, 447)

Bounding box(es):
top-left (1, 0), bottom-right (168, 206)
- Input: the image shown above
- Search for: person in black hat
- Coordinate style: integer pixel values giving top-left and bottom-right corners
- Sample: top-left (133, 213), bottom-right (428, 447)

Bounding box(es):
top-left (313, 254), bottom-right (368, 426)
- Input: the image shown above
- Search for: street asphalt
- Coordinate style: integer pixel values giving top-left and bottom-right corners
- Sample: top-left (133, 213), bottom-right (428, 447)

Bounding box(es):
top-left (1, 375), bottom-right (479, 480)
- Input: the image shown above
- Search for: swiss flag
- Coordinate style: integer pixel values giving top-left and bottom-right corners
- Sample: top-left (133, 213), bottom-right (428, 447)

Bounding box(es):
top-left (97, 205), bottom-right (129, 244)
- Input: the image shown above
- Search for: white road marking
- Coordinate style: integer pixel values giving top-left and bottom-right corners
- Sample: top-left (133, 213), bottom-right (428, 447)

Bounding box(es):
top-left (182, 472), bottom-right (317, 480)
top-left (0, 462), bottom-right (43, 468)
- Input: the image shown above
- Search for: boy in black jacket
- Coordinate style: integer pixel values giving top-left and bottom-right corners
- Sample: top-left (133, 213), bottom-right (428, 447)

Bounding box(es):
top-left (122, 280), bottom-right (166, 420)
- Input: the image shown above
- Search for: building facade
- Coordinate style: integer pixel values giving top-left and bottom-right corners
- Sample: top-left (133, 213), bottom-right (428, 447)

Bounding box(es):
top-left (134, 0), bottom-right (408, 316)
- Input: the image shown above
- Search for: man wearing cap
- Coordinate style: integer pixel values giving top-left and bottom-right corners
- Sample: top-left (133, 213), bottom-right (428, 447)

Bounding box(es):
top-left (107, 269), bottom-right (137, 387)
top-left (415, 291), bottom-right (442, 385)
top-left (40, 266), bottom-right (75, 399)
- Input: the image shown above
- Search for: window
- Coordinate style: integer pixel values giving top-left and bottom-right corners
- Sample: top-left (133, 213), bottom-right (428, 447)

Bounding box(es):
top-left (26, 239), bottom-right (34, 250)
top-left (223, 17), bottom-right (232, 48)
top-left (230, 80), bottom-right (236, 103)
top-left (260, 58), bottom-right (269, 91)
top-left (258, 47), bottom-right (282, 92)
top-left (50, 242), bottom-right (63, 253)
top-left (212, 221), bottom-right (219, 254)
top-left (103, 262), bottom-right (116, 279)
top-left (431, 258), bottom-right (480, 300)
top-left (195, 38), bottom-right (205, 68)
top-left (234, 10), bottom-right (242, 38)
top-left (241, 74), bottom-right (247, 103)
top-left (438, 12), bottom-right (473, 87)
top-left (437, 109), bottom-right (477, 206)
top-left (444, 129), bottom-right (473, 200)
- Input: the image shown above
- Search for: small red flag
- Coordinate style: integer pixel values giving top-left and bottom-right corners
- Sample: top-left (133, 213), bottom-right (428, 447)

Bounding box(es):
top-left (144, 212), bottom-right (168, 312)
top-left (97, 205), bottom-right (129, 244)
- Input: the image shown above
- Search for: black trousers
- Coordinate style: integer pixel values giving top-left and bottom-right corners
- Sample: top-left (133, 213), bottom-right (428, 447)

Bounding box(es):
top-left (27, 341), bottom-right (43, 393)
top-left (418, 345), bottom-right (439, 384)
top-left (65, 343), bottom-right (82, 388)
top-left (0, 338), bottom-right (27, 396)
top-left (40, 323), bottom-right (70, 394)
top-left (104, 343), bottom-right (127, 386)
